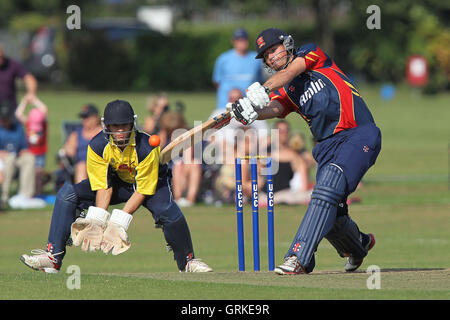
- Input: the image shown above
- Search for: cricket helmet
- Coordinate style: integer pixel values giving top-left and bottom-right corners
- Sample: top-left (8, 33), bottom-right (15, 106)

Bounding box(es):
top-left (101, 99), bottom-right (137, 147)
top-left (255, 28), bottom-right (294, 73)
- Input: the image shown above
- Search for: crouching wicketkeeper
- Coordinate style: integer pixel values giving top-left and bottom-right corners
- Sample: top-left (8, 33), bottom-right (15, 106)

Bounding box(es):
top-left (21, 100), bottom-right (212, 273)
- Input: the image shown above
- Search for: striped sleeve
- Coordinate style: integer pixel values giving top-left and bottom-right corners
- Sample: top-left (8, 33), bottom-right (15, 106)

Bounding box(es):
top-left (270, 88), bottom-right (298, 118)
top-left (296, 43), bottom-right (332, 72)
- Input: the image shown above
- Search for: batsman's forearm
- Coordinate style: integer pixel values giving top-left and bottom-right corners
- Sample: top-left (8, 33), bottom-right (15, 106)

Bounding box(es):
top-left (95, 188), bottom-right (113, 210)
top-left (263, 57), bottom-right (307, 92)
top-left (263, 69), bottom-right (297, 92)
top-left (256, 100), bottom-right (285, 120)
top-left (122, 191), bottom-right (146, 215)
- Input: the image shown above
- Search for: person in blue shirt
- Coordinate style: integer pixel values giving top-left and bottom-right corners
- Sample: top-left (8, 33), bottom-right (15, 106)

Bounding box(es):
top-left (0, 101), bottom-right (36, 206)
top-left (212, 28), bottom-right (263, 110)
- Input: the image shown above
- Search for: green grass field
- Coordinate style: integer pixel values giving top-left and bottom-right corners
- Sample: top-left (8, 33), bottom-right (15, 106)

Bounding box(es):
top-left (0, 86), bottom-right (449, 301)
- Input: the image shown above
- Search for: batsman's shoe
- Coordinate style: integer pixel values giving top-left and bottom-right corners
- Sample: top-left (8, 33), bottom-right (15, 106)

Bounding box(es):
top-left (20, 249), bottom-right (61, 273)
top-left (345, 233), bottom-right (376, 272)
top-left (274, 255), bottom-right (306, 275)
top-left (183, 259), bottom-right (213, 273)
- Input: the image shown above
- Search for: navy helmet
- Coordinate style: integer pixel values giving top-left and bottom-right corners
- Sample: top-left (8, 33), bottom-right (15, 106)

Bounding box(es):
top-left (101, 99), bottom-right (137, 147)
top-left (103, 100), bottom-right (135, 125)
top-left (255, 28), bottom-right (295, 73)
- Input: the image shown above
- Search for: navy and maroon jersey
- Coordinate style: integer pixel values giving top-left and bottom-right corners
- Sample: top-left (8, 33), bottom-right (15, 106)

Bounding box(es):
top-left (271, 43), bottom-right (375, 141)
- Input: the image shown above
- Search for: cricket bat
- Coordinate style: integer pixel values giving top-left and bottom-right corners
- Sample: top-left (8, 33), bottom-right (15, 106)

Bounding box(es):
top-left (159, 111), bottom-right (233, 164)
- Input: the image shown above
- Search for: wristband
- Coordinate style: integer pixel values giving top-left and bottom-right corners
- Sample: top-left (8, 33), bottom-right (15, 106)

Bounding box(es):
top-left (85, 206), bottom-right (110, 224)
top-left (110, 209), bottom-right (133, 230)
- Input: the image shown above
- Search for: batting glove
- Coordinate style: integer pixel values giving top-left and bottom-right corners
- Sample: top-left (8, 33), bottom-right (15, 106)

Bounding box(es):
top-left (230, 98), bottom-right (258, 125)
top-left (101, 209), bottom-right (132, 255)
top-left (246, 82), bottom-right (270, 110)
top-left (71, 206), bottom-right (110, 252)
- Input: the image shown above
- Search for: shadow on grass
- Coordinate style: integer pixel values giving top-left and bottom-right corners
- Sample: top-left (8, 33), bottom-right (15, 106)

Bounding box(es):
top-left (379, 267), bottom-right (447, 272)
top-left (312, 267), bottom-right (447, 275)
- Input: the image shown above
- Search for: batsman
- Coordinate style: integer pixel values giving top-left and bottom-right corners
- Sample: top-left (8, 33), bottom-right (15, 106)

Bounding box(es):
top-left (21, 100), bottom-right (212, 273)
top-left (229, 28), bottom-right (381, 274)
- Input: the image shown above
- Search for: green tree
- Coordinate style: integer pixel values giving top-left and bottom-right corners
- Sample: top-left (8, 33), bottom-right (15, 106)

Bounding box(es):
top-left (347, 0), bottom-right (449, 92)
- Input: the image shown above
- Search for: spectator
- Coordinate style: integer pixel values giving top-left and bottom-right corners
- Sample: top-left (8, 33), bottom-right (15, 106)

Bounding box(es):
top-left (288, 132), bottom-right (316, 171)
top-left (63, 104), bottom-right (102, 184)
top-left (213, 162), bottom-right (235, 204)
top-left (0, 44), bottom-right (38, 112)
top-left (212, 28), bottom-right (263, 110)
top-left (215, 128), bottom-right (265, 203)
top-left (159, 111), bottom-right (202, 207)
top-left (214, 133), bottom-right (243, 204)
top-left (261, 120), bottom-right (313, 206)
top-left (15, 95), bottom-right (49, 195)
top-left (143, 92), bottom-right (170, 135)
top-left (157, 110), bottom-right (186, 148)
top-left (0, 102), bottom-right (38, 208)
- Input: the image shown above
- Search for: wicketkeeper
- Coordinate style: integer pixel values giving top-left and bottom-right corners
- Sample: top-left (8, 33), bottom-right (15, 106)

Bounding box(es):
top-left (229, 28), bottom-right (381, 274)
top-left (21, 100), bottom-right (212, 273)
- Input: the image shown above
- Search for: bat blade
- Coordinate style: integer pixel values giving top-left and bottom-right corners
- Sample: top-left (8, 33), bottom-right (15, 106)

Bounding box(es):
top-left (159, 111), bottom-right (232, 164)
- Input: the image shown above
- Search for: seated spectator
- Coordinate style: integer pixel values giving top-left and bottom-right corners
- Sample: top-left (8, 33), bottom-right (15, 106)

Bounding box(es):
top-left (0, 101), bottom-right (38, 208)
top-left (215, 128), bottom-right (265, 203)
top-left (15, 95), bottom-right (49, 195)
top-left (214, 134), bottom-right (243, 204)
top-left (213, 162), bottom-right (235, 204)
top-left (157, 110), bottom-right (186, 148)
top-left (62, 104), bottom-right (102, 184)
top-left (159, 111), bottom-right (202, 207)
top-left (288, 132), bottom-right (316, 171)
top-left (143, 92), bottom-right (170, 135)
top-left (260, 120), bottom-right (313, 206)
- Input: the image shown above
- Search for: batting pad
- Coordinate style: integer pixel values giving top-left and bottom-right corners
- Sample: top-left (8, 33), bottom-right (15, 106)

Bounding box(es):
top-left (286, 164), bottom-right (347, 270)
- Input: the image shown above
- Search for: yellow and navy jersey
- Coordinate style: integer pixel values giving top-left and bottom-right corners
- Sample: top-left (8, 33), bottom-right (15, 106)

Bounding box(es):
top-left (86, 130), bottom-right (162, 195)
top-left (272, 43), bottom-right (375, 141)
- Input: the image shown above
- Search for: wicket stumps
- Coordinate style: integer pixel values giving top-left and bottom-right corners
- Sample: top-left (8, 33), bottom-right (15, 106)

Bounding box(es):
top-left (235, 156), bottom-right (274, 271)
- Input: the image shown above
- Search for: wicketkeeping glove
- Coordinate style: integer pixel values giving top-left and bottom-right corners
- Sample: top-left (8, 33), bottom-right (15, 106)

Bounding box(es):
top-left (246, 82), bottom-right (270, 109)
top-left (71, 206), bottom-right (110, 252)
top-left (101, 209), bottom-right (132, 255)
top-left (229, 97), bottom-right (258, 125)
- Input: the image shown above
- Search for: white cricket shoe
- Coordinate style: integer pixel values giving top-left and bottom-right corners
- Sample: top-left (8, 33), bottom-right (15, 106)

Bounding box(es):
top-left (183, 259), bottom-right (213, 272)
top-left (20, 249), bottom-right (61, 273)
top-left (274, 255), bottom-right (306, 275)
top-left (176, 197), bottom-right (193, 208)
